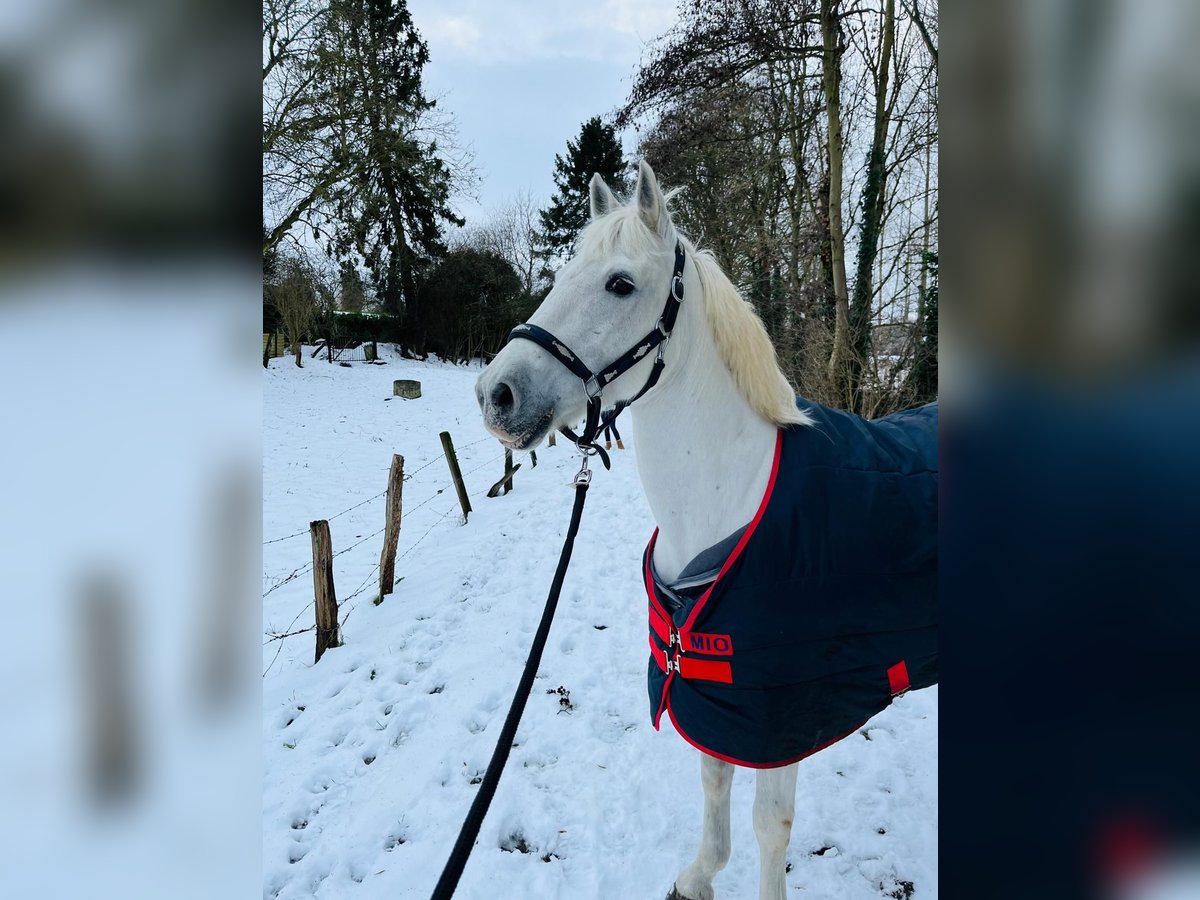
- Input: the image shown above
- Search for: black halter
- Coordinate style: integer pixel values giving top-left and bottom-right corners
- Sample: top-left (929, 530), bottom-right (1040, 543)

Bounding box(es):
top-left (506, 241), bottom-right (686, 469)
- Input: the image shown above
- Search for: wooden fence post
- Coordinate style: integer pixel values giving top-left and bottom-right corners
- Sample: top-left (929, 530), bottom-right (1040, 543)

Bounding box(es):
top-left (310, 520), bottom-right (339, 663)
top-left (378, 454), bottom-right (404, 600)
top-left (547, 432), bottom-right (556, 447)
top-left (440, 431), bottom-right (472, 521)
top-left (487, 450), bottom-right (522, 498)
top-left (81, 574), bottom-right (137, 802)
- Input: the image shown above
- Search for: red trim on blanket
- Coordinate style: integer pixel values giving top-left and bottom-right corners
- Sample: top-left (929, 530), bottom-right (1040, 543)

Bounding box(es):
top-left (652, 671), bottom-right (674, 731)
top-left (681, 430), bottom-right (783, 635)
top-left (644, 430), bottom-right (784, 734)
top-left (644, 534), bottom-right (670, 623)
top-left (666, 704), bottom-right (868, 770)
top-left (648, 608), bottom-right (670, 644)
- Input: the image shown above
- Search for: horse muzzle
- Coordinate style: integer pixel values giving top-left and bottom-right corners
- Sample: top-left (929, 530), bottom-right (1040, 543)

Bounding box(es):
top-left (476, 367), bottom-right (557, 450)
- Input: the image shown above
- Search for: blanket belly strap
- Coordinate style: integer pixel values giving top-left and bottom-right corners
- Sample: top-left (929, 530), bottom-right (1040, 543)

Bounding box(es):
top-left (676, 656), bottom-right (733, 684)
top-left (649, 628), bottom-right (734, 684)
top-left (650, 643), bottom-right (734, 684)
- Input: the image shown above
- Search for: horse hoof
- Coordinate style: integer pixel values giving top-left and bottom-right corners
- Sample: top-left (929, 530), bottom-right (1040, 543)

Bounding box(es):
top-left (665, 887), bottom-right (701, 900)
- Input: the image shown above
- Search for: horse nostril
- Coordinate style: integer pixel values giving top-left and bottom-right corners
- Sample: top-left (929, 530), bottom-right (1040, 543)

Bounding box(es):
top-left (490, 381), bottom-right (515, 413)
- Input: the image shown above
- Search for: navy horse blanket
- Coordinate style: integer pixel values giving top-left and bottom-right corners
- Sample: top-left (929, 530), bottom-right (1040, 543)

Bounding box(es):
top-left (646, 400), bottom-right (938, 767)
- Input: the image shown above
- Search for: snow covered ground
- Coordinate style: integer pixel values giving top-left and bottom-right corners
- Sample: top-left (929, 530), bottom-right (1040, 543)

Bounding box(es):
top-left (263, 346), bottom-right (937, 900)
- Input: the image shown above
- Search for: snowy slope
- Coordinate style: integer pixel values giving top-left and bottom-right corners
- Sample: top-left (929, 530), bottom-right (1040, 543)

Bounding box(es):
top-left (263, 347), bottom-right (937, 900)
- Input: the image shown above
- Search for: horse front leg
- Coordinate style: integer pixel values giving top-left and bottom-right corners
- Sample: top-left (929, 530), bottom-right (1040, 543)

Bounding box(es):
top-left (752, 763), bottom-right (798, 900)
top-left (668, 752), bottom-right (733, 900)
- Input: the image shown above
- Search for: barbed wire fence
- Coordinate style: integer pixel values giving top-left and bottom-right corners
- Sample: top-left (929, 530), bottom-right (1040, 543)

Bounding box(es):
top-left (261, 435), bottom-right (494, 550)
top-left (262, 433), bottom-right (530, 677)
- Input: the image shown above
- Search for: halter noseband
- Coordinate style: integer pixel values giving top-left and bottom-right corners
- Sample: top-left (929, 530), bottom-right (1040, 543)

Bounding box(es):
top-left (506, 241), bottom-right (686, 469)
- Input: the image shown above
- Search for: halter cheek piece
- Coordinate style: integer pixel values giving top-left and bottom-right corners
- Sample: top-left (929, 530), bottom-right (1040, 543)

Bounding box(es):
top-left (506, 241), bottom-right (686, 470)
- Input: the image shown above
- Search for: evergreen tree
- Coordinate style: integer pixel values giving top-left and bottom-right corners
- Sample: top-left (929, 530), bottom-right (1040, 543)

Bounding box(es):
top-left (314, 0), bottom-right (463, 322)
top-left (339, 262), bottom-right (366, 312)
top-left (418, 249), bottom-right (523, 363)
top-left (538, 117), bottom-right (628, 267)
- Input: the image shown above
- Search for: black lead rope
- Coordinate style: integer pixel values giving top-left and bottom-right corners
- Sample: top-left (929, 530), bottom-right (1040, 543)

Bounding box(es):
top-left (429, 242), bottom-right (686, 899)
top-left (428, 464), bottom-right (591, 900)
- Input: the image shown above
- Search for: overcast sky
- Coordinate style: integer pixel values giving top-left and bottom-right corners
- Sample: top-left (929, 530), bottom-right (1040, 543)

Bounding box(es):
top-left (407, 0), bottom-right (678, 228)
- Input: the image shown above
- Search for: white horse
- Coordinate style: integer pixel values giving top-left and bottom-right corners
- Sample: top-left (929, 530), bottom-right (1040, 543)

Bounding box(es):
top-left (476, 160), bottom-right (921, 900)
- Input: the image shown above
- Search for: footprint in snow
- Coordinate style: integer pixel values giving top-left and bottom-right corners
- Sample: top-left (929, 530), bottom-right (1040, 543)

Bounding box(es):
top-left (277, 704), bottom-right (306, 729)
top-left (384, 831), bottom-right (406, 851)
top-left (326, 680), bottom-right (349, 699)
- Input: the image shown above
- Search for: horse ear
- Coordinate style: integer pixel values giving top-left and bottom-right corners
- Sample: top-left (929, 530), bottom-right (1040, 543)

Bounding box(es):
top-left (589, 173), bottom-right (617, 220)
top-left (634, 160), bottom-right (668, 236)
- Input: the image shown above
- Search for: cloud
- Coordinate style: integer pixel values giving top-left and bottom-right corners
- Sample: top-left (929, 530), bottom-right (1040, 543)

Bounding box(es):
top-left (410, 0), bottom-right (676, 67)
top-left (599, 0), bottom-right (678, 41)
top-left (422, 14), bottom-right (482, 56)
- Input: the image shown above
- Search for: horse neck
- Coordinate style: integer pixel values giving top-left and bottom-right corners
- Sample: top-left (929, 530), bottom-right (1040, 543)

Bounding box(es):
top-left (628, 302), bottom-right (778, 584)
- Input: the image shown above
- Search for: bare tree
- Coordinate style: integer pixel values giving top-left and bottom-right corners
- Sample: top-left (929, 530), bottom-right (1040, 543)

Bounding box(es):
top-left (262, 0), bottom-right (337, 255)
top-left (620, 0), bottom-right (938, 414)
top-left (270, 251), bottom-right (321, 367)
top-left (845, 0), bottom-right (896, 410)
top-left (821, 0), bottom-right (853, 403)
top-left (453, 191), bottom-right (545, 297)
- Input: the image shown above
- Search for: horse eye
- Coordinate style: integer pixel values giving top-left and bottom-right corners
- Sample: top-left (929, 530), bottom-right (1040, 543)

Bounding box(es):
top-left (605, 274), bottom-right (635, 296)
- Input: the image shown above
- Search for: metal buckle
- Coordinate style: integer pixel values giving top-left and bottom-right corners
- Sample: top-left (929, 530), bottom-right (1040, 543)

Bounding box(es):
top-left (655, 322), bottom-right (670, 361)
top-left (671, 274), bottom-right (684, 301)
top-left (572, 449), bottom-right (593, 486)
top-left (584, 375), bottom-right (602, 400)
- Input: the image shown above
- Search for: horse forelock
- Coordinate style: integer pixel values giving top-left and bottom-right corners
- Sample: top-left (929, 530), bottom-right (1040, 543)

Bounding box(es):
top-left (574, 200), bottom-right (673, 265)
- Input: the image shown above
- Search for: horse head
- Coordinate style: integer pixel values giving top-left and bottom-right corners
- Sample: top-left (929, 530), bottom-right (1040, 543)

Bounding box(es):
top-left (476, 160), bottom-right (681, 450)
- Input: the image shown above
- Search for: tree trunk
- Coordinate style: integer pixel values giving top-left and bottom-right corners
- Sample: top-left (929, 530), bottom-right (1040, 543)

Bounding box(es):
top-left (848, 0), bottom-right (896, 413)
top-left (822, 0), bottom-right (851, 406)
top-left (919, 142), bottom-right (931, 319)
